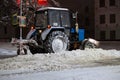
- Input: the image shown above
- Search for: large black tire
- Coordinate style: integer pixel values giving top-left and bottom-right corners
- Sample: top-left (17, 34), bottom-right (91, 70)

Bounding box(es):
top-left (17, 48), bottom-right (27, 55)
top-left (81, 40), bottom-right (96, 50)
top-left (28, 43), bottom-right (45, 54)
top-left (84, 41), bottom-right (96, 49)
top-left (44, 31), bottom-right (69, 53)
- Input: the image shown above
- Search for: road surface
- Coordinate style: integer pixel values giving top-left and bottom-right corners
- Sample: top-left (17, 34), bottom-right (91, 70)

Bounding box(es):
top-left (0, 65), bottom-right (120, 80)
top-left (0, 41), bottom-right (120, 80)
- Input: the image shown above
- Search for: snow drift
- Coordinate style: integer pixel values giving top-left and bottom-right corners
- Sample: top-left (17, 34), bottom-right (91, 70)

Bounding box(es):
top-left (0, 48), bottom-right (120, 71)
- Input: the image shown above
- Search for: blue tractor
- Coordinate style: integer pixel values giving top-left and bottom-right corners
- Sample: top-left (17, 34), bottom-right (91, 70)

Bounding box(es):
top-left (26, 7), bottom-right (99, 54)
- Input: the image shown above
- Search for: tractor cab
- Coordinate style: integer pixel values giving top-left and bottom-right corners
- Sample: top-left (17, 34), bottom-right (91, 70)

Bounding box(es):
top-left (35, 7), bottom-right (71, 32)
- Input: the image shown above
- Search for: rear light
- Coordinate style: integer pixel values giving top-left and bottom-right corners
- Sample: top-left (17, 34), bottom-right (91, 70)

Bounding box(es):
top-left (31, 26), bottom-right (34, 30)
top-left (47, 25), bottom-right (51, 29)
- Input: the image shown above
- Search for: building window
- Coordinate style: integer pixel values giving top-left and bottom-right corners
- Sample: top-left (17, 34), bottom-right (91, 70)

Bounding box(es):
top-left (99, 0), bottom-right (105, 7)
top-left (110, 14), bottom-right (116, 23)
top-left (110, 30), bottom-right (116, 40)
top-left (100, 15), bottom-right (105, 24)
top-left (109, 0), bottom-right (116, 6)
top-left (100, 31), bottom-right (106, 40)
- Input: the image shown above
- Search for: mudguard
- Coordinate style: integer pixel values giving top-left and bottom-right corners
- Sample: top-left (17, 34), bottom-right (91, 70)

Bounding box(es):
top-left (41, 27), bottom-right (65, 41)
top-left (81, 39), bottom-right (88, 50)
top-left (26, 27), bottom-right (64, 41)
top-left (41, 28), bottom-right (51, 41)
top-left (26, 29), bottom-right (36, 39)
top-left (87, 38), bottom-right (99, 46)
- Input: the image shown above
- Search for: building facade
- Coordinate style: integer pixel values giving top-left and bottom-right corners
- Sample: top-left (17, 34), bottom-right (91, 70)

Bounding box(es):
top-left (95, 0), bottom-right (120, 40)
top-left (59, 0), bottom-right (95, 38)
top-left (0, 0), bottom-right (120, 41)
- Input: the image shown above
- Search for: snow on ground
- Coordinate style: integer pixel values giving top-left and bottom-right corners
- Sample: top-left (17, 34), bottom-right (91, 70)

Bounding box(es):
top-left (0, 42), bottom-right (120, 80)
top-left (0, 48), bottom-right (120, 72)
top-left (1, 65), bottom-right (120, 80)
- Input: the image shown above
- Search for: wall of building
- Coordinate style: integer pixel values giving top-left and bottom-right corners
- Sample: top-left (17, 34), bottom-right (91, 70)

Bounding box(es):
top-left (95, 0), bottom-right (120, 40)
top-left (0, 24), bottom-right (14, 40)
top-left (1, 0), bottom-right (120, 41)
top-left (77, 0), bottom-right (95, 38)
top-left (57, 0), bottom-right (95, 38)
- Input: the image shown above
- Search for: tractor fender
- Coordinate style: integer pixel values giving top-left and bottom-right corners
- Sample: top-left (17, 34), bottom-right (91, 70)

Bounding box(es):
top-left (26, 29), bottom-right (36, 39)
top-left (81, 39), bottom-right (88, 50)
top-left (41, 27), bottom-right (65, 41)
top-left (41, 28), bottom-right (51, 41)
top-left (87, 38), bottom-right (99, 47)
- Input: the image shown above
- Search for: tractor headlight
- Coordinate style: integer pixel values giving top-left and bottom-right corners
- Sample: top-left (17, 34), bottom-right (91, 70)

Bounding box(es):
top-left (39, 30), bottom-right (42, 33)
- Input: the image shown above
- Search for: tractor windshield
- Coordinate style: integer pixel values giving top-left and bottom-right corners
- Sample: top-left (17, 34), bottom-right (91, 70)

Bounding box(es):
top-left (60, 11), bottom-right (70, 27)
top-left (49, 10), bottom-right (60, 27)
top-left (49, 10), bottom-right (70, 27)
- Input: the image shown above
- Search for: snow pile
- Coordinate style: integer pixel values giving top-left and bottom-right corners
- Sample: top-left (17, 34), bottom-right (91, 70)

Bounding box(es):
top-left (0, 48), bottom-right (120, 71)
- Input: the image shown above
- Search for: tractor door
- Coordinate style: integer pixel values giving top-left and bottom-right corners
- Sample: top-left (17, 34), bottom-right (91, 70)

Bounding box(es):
top-left (35, 11), bottom-right (48, 30)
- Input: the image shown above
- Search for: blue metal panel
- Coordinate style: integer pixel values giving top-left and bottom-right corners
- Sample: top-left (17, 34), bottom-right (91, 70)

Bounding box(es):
top-left (78, 29), bottom-right (85, 41)
top-left (71, 28), bottom-right (75, 33)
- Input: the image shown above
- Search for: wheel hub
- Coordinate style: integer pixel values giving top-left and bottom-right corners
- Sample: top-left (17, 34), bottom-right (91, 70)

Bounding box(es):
top-left (52, 37), bottom-right (67, 53)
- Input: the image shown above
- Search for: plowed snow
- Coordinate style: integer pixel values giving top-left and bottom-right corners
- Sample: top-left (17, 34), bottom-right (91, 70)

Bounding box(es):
top-left (0, 48), bottom-right (120, 71)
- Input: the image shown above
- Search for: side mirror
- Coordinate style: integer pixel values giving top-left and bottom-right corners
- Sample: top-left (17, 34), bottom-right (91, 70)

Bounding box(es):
top-left (72, 11), bottom-right (78, 19)
top-left (72, 13), bottom-right (76, 19)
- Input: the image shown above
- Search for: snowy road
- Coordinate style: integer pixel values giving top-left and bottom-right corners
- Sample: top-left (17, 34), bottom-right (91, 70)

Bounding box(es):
top-left (0, 65), bottom-right (120, 80)
top-left (0, 41), bottom-right (120, 80)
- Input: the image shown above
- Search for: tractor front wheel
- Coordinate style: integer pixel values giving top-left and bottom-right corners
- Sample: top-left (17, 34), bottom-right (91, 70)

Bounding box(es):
top-left (45, 31), bottom-right (69, 53)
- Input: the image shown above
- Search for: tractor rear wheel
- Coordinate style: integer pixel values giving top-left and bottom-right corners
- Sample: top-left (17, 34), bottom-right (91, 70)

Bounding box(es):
top-left (84, 41), bottom-right (96, 49)
top-left (80, 39), bottom-right (96, 50)
top-left (45, 31), bottom-right (69, 53)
